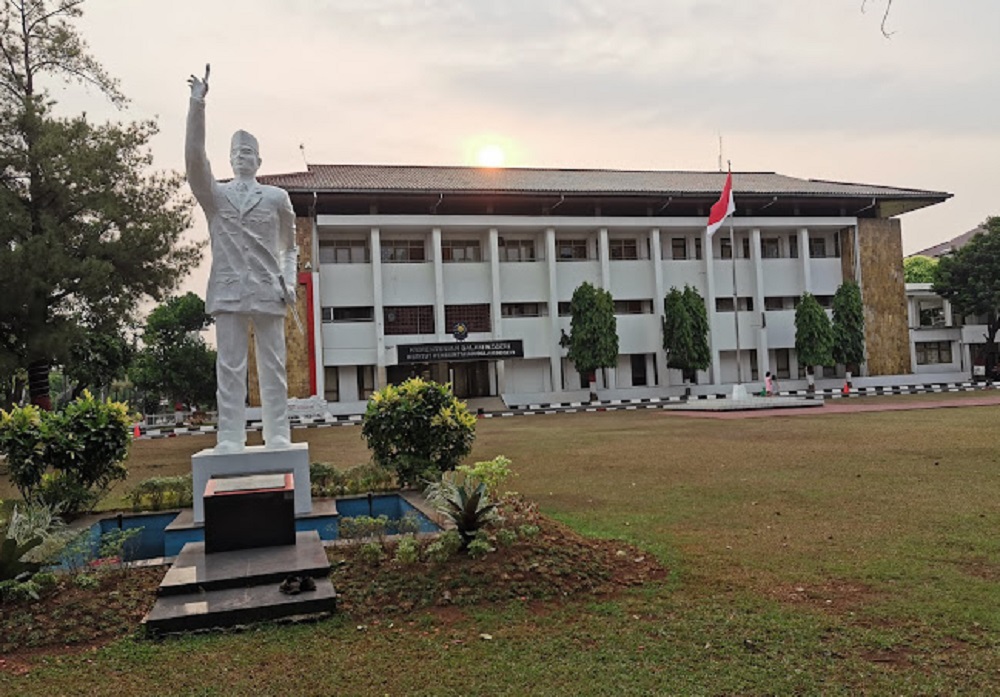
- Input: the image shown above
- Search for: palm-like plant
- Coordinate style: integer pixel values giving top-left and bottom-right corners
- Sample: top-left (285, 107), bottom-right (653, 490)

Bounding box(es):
top-left (424, 475), bottom-right (498, 546)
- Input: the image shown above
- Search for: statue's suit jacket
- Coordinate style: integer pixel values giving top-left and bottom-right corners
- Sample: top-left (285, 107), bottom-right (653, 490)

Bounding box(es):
top-left (185, 97), bottom-right (296, 317)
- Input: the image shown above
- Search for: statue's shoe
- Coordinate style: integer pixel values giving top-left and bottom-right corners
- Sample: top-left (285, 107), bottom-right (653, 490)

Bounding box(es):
top-left (213, 440), bottom-right (245, 454)
top-left (265, 436), bottom-right (292, 450)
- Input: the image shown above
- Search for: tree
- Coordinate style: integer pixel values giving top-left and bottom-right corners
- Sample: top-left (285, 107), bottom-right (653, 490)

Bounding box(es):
top-left (934, 217), bottom-right (1000, 374)
top-left (130, 293), bottom-right (216, 411)
top-left (831, 281), bottom-right (866, 384)
top-left (661, 285), bottom-right (710, 383)
top-left (794, 292), bottom-right (834, 389)
top-left (64, 328), bottom-right (134, 400)
top-left (565, 282), bottom-right (618, 395)
top-left (903, 255), bottom-right (938, 283)
top-left (0, 0), bottom-right (201, 410)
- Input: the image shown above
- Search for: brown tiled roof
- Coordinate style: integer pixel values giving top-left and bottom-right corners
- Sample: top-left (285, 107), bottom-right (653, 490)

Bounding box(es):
top-left (909, 226), bottom-right (985, 258)
top-left (258, 164), bottom-right (949, 200)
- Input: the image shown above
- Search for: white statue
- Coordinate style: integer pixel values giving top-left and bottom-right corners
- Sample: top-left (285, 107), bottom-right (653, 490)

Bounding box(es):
top-left (185, 65), bottom-right (298, 453)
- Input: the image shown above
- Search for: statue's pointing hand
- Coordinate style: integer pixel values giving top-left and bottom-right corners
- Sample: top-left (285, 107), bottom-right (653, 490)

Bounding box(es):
top-left (188, 64), bottom-right (210, 100)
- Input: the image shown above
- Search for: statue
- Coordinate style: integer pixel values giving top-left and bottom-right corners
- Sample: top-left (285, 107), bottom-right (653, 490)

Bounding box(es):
top-left (185, 65), bottom-right (298, 453)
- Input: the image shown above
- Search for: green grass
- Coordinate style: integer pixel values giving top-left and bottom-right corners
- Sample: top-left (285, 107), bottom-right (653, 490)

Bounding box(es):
top-left (5, 398), bottom-right (1000, 694)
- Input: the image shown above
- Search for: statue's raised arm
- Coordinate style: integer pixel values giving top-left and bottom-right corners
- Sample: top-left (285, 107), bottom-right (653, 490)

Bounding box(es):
top-left (185, 64), bottom-right (214, 206)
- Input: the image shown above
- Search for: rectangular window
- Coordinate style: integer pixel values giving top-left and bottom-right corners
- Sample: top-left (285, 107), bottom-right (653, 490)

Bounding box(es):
top-left (319, 239), bottom-right (369, 264)
top-left (322, 306), bottom-right (375, 323)
top-left (918, 300), bottom-right (946, 328)
top-left (822, 365), bottom-right (839, 378)
top-left (809, 237), bottom-right (827, 258)
top-left (324, 366), bottom-right (339, 402)
top-left (445, 304), bottom-right (491, 333)
top-left (742, 238), bottom-right (751, 259)
top-left (558, 302), bottom-right (572, 317)
top-left (501, 239), bottom-right (536, 262)
top-left (609, 238), bottom-right (639, 260)
top-left (357, 365), bottom-right (375, 401)
top-left (557, 239), bottom-right (589, 260)
top-left (719, 238), bottom-right (733, 260)
top-left (789, 235), bottom-right (799, 259)
top-left (715, 297), bottom-right (753, 312)
top-left (764, 297), bottom-right (786, 311)
top-left (501, 303), bottom-right (546, 318)
top-left (749, 350), bottom-right (759, 381)
top-left (631, 354), bottom-right (648, 387)
top-left (614, 300), bottom-right (651, 315)
top-left (383, 306), bottom-right (435, 335)
top-left (916, 341), bottom-right (953, 365)
top-left (381, 239), bottom-right (426, 262)
top-left (671, 238), bottom-right (687, 260)
top-left (762, 238), bottom-right (781, 259)
top-left (694, 237), bottom-right (703, 260)
top-left (775, 348), bottom-right (791, 379)
top-left (815, 295), bottom-right (834, 309)
top-left (441, 239), bottom-right (482, 262)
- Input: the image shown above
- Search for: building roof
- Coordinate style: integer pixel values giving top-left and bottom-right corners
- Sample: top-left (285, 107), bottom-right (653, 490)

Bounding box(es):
top-left (909, 226), bottom-right (985, 258)
top-left (259, 164), bottom-right (948, 202)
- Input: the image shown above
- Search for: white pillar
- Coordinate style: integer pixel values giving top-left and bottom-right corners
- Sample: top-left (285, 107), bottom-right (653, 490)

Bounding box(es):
top-left (545, 228), bottom-right (562, 392)
top-left (650, 229), bottom-right (668, 387)
top-left (598, 227), bottom-right (610, 290)
top-left (799, 227), bottom-right (812, 292)
top-left (488, 228), bottom-right (506, 395)
top-left (371, 227), bottom-right (386, 377)
top-left (432, 227), bottom-right (445, 339)
top-left (751, 228), bottom-right (769, 378)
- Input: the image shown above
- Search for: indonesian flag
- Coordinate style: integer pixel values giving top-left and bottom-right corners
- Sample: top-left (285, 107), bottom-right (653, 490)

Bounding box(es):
top-left (706, 170), bottom-right (735, 237)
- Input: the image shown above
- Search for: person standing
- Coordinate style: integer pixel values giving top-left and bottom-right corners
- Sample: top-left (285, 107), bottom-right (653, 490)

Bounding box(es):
top-left (185, 66), bottom-right (298, 453)
top-left (765, 371), bottom-right (774, 397)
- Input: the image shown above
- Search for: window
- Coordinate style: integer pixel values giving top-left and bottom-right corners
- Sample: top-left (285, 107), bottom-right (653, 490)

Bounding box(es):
top-left (749, 350), bottom-right (759, 381)
top-left (815, 295), bottom-right (834, 309)
top-left (441, 239), bottom-right (482, 262)
top-left (809, 237), bottom-right (827, 258)
top-left (357, 366), bottom-right (375, 400)
top-left (383, 305), bottom-right (435, 335)
top-left (557, 239), bottom-right (589, 260)
top-left (774, 348), bottom-right (791, 379)
top-left (822, 365), bottom-right (839, 378)
top-left (671, 238), bottom-right (688, 260)
top-left (631, 354), bottom-right (648, 387)
top-left (916, 341), bottom-right (953, 365)
top-left (742, 239), bottom-right (751, 259)
top-left (918, 300), bottom-right (946, 328)
top-left (614, 300), bottom-right (651, 315)
top-left (445, 304), bottom-right (491, 332)
top-left (694, 238), bottom-right (703, 260)
top-left (609, 238), bottom-right (639, 260)
top-left (324, 366), bottom-right (339, 402)
top-left (789, 235), bottom-right (799, 259)
top-left (502, 239), bottom-right (536, 262)
top-left (381, 239), bottom-right (425, 262)
top-left (715, 297), bottom-right (753, 312)
top-left (762, 238), bottom-right (781, 259)
top-left (764, 297), bottom-right (786, 311)
top-left (719, 238), bottom-right (733, 260)
top-left (319, 239), bottom-right (369, 264)
top-left (502, 303), bottom-right (545, 317)
top-left (558, 302), bottom-right (572, 317)
top-left (322, 306), bottom-right (374, 323)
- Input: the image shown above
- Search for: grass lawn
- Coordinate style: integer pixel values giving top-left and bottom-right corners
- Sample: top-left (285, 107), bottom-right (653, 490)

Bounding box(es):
top-left (3, 397), bottom-right (1000, 694)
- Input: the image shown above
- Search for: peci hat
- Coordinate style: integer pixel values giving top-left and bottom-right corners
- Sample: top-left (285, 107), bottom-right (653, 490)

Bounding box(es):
top-left (230, 129), bottom-right (259, 155)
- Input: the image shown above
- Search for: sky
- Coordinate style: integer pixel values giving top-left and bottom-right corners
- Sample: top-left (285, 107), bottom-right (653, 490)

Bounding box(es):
top-left (53, 0), bottom-right (1000, 302)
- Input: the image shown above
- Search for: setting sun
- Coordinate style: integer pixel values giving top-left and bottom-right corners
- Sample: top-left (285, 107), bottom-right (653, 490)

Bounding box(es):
top-left (476, 144), bottom-right (506, 168)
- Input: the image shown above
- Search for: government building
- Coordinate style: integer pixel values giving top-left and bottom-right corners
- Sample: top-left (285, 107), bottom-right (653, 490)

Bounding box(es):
top-left (257, 165), bottom-right (949, 412)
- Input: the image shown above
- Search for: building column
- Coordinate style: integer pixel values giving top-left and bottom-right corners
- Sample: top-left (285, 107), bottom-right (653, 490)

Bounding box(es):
top-left (371, 227), bottom-right (386, 386)
top-left (751, 228), bottom-right (769, 378)
top-left (545, 228), bottom-right (562, 392)
top-left (488, 227), bottom-right (506, 394)
top-left (597, 227), bottom-right (614, 389)
top-left (799, 227), bottom-right (812, 292)
top-left (705, 229), bottom-right (721, 385)
top-left (650, 229), bottom-right (668, 387)
top-left (432, 227), bottom-right (445, 340)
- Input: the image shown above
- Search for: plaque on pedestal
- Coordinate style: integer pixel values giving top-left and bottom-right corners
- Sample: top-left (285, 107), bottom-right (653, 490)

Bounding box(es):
top-left (204, 473), bottom-right (295, 553)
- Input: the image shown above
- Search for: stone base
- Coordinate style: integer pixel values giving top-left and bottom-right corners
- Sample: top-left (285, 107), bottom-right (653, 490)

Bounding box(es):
top-left (191, 443), bottom-right (311, 524)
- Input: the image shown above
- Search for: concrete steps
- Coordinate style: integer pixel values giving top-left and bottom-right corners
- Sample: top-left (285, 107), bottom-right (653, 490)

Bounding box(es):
top-left (143, 531), bottom-right (336, 634)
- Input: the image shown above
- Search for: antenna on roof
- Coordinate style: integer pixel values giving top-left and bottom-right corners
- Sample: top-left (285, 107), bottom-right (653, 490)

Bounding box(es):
top-left (718, 133), bottom-right (723, 172)
top-left (299, 143), bottom-right (308, 168)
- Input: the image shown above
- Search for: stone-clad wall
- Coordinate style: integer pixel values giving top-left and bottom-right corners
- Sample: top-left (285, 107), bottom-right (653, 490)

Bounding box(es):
top-left (856, 218), bottom-right (910, 376)
top-left (248, 216), bottom-right (315, 406)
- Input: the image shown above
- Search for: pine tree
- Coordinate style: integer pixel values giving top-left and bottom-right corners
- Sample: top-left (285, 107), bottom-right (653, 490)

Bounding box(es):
top-left (831, 281), bottom-right (865, 382)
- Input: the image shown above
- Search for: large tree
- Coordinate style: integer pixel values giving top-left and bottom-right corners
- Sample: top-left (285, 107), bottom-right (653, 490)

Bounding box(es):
top-left (130, 293), bottom-right (216, 411)
top-left (565, 282), bottom-right (618, 396)
top-left (661, 285), bottom-right (710, 383)
top-left (831, 280), bottom-right (866, 384)
top-left (903, 255), bottom-right (938, 283)
top-left (794, 292), bottom-right (834, 390)
top-left (934, 217), bottom-right (1000, 374)
top-left (0, 0), bottom-right (201, 409)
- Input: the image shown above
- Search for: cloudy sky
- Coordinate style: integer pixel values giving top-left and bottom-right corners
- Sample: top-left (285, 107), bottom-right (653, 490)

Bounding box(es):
top-left (57, 0), bottom-right (1000, 299)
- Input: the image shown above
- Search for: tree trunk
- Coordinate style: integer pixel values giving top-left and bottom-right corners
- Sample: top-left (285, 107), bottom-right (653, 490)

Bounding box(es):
top-left (28, 359), bottom-right (52, 410)
top-left (806, 367), bottom-right (816, 393)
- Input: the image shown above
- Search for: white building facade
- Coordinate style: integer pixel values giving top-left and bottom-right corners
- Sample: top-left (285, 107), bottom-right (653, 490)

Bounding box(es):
top-left (261, 166), bottom-right (949, 411)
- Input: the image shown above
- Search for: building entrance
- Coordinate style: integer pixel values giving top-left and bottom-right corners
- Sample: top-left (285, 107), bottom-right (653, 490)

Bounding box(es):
top-left (449, 361), bottom-right (491, 398)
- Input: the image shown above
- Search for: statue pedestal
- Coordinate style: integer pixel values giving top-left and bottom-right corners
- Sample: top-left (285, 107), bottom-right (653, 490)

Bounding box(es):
top-left (191, 443), bottom-right (311, 524)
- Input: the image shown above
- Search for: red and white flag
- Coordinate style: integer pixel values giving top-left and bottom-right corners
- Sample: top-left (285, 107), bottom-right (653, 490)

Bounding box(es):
top-left (706, 170), bottom-right (735, 237)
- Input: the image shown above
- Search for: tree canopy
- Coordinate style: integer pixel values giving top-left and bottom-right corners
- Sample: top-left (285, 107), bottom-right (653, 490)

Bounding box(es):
top-left (934, 217), bottom-right (1000, 365)
top-left (0, 0), bottom-right (201, 408)
top-left (661, 286), bottom-right (711, 380)
top-left (130, 293), bottom-right (216, 411)
top-left (794, 292), bottom-right (834, 375)
top-left (831, 281), bottom-right (866, 373)
top-left (903, 255), bottom-right (939, 284)
top-left (565, 282), bottom-right (618, 379)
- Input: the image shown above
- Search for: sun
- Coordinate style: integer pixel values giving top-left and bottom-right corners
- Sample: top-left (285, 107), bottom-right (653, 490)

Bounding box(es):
top-left (476, 144), bottom-right (506, 168)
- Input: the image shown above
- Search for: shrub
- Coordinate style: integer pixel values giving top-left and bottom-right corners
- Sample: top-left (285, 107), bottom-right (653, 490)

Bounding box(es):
top-left (1, 502), bottom-right (67, 582)
top-left (339, 515), bottom-right (389, 542)
top-left (467, 537), bottom-right (493, 559)
top-left (127, 476), bottom-right (193, 511)
top-left (425, 474), bottom-right (498, 546)
top-left (395, 511), bottom-right (422, 536)
top-left (358, 541), bottom-right (386, 566)
top-left (394, 535), bottom-right (420, 565)
top-left (496, 528), bottom-right (518, 547)
top-left (361, 378), bottom-right (476, 487)
top-left (0, 391), bottom-right (133, 516)
top-left (518, 524), bottom-right (541, 539)
top-left (310, 462), bottom-right (396, 497)
top-left (424, 540), bottom-right (450, 563)
top-left (457, 455), bottom-right (513, 499)
top-left (438, 530), bottom-right (464, 555)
